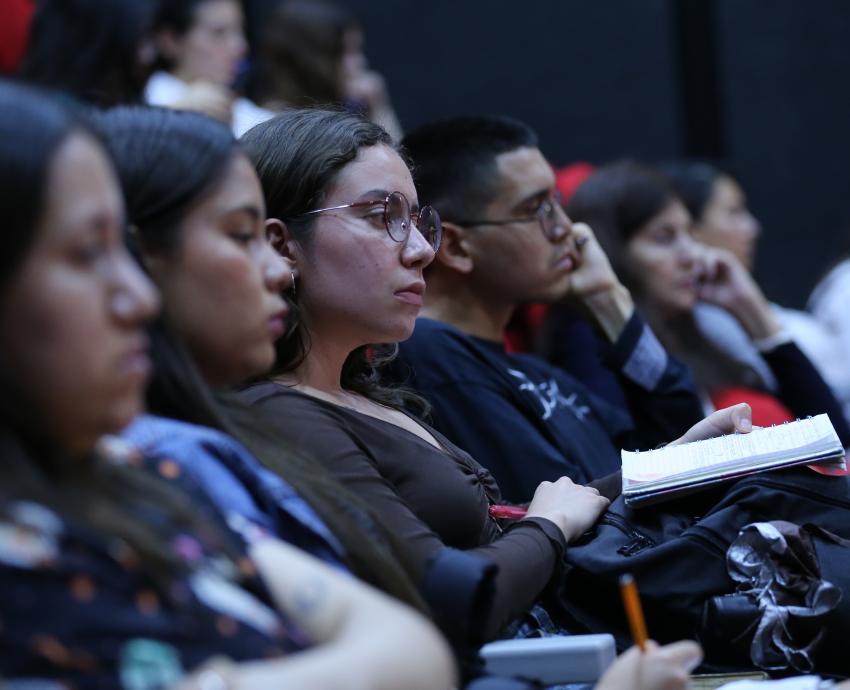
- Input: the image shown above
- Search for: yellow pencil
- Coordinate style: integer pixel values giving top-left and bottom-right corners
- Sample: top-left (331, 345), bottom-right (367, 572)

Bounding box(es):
top-left (619, 573), bottom-right (648, 651)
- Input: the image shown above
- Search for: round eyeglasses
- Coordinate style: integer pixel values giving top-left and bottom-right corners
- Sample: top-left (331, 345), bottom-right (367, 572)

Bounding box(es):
top-left (296, 191), bottom-right (442, 252)
top-left (453, 191), bottom-right (568, 241)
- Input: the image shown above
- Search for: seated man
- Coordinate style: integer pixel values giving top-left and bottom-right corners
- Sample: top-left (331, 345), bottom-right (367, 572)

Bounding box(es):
top-left (395, 116), bottom-right (706, 502)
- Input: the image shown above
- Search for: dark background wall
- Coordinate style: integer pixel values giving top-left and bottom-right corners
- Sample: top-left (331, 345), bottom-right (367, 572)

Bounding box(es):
top-left (251, 0), bottom-right (850, 308)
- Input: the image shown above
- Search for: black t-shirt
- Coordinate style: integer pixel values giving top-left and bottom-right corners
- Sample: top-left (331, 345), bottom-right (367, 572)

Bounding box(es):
top-left (395, 315), bottom-right (704, 502)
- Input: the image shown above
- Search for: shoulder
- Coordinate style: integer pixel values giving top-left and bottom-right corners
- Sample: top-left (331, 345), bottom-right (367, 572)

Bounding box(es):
top-left (810, 259), bottom-right (850, 312)
top-left (143, 71), bottom-right (185, 104)
top-left (232, 98), bottom-right (275, 137)
top-left (401, 318), bottom-right (508, 376)
top-left (406, 317), bottom-right (470, 349)
top-left (239, 384), bottom-right (358, 442)
top-left (122, 414), bottom-right (247, 460)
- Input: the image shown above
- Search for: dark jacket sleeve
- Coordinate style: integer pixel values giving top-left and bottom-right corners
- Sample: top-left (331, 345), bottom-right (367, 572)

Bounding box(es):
top-left (605, 311), bottom-right (705, 449)
top-left (248, 391), bottom-right (567, 639)
top-left (763, 342), bottom-right (850, 447)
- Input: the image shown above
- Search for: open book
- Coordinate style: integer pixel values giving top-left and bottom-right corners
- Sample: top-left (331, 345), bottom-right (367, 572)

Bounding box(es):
top-left (622, 414), bottom-right (846, 507)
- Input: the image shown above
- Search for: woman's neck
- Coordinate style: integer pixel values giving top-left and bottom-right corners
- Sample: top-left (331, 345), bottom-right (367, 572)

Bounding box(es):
top-left (274, 336), bottom-right (354, 398)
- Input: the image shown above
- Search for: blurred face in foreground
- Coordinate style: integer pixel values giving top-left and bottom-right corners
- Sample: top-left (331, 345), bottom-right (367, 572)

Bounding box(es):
top-left (0, 133), bottom-right (159, 457)
top-left (143, 153), bottom-right (290, 387)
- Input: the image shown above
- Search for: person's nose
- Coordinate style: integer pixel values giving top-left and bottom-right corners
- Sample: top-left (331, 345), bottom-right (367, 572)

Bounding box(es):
top-left (111, 249), bottom-right (160, 325)
top-left (401, 222), bottom-right (436, 269)
top-left (260, 241), bottom-right (291, 293)
top-left (547, 204), bottom-right (573, 244)
top-left (743, 211), bottom-right (761, 241)
top-left (677, 232), bottom-right (700, 266)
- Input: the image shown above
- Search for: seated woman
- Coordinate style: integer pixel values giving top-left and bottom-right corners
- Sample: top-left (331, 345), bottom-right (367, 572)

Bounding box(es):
top-left (252, 0), bottom-right (403, 140)
top-left (562, 160), bottom-right (850, 440)
top-left (237, 108), bottom-right (748, 648)
top-left (660, 160), bottom-right (850, 426)
top-left (146, 0), bottom-right (272, 136)
top-left (18, 0), bottom-right (156, 107)
top-left (0, 80), bottom-right (456, 690)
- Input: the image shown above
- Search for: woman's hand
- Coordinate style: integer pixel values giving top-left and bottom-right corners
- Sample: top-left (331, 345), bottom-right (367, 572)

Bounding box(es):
top-left (595, 640), bottom-right (702, 690)
top-left (170, 81), bottom-right (234, 125)
top-left (696, 246), bottom-right (781, 340)
top-left (525, 475), bottom-right (610, 542)
top-left (669, 403), bottom-right (753, 446)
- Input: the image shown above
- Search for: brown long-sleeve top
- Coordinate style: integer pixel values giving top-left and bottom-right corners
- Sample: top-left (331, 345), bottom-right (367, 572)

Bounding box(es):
top-left (239, 381), bottom-right (567, 638)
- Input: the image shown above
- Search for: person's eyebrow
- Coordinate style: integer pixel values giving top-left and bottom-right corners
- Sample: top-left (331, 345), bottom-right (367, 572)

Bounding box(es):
top-left (223, 204), bottom-right (262, 220)
top-left (512, 188), bottom-right (550, 213)
top-left (355, 188), bottom-right (391, 202)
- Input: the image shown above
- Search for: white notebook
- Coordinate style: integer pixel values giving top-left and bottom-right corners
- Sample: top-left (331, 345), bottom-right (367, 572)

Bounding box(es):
top-left (622, 414), bottom-right (845, 507)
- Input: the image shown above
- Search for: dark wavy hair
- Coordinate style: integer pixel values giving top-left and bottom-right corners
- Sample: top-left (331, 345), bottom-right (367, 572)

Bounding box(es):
top-left (18, 0), bottom-right (155, 106)
top-left (241, 107), bottom-right (426, 412)
top-left (97, 106), bottom-right (426, 610)
top-left (251, 0), bottom-right (357, 107)
top-left (0, 81), bottom-right (240, 583)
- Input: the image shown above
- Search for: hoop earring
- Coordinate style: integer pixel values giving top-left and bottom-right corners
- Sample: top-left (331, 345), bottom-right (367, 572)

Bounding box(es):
top-left (290, 271), bottom-right (297, 297)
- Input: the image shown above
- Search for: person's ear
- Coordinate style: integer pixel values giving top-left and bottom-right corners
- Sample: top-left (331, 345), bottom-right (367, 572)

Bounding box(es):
top-left (265, 218), bottom-right (300, 265)
top-left (433, 222), bottom-right (474, 274)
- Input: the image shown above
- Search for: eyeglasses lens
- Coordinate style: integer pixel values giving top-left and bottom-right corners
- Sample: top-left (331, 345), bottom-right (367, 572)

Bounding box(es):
top-left (386, 191), bottom-right (410, 243)
top-left (417, 206), bottom-right (442, 252)
top-left (541, 193), bottom-right (565, 239)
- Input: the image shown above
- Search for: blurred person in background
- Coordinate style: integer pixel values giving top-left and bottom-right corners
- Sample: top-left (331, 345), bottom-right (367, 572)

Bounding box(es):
top-left (251, 0), bottom-right (402, 140)
top-left (147, 0), bottom-right (273, 136)
top-left (18, 0), bottom-right (157, 106)
top-left (566, 160), bottom-right (850, 436)
top-left (661, 161), bottom-right (850, 426)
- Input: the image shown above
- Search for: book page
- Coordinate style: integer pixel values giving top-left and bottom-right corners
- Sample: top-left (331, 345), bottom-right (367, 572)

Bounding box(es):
top-left (622, 415), bottom-right (838, 485)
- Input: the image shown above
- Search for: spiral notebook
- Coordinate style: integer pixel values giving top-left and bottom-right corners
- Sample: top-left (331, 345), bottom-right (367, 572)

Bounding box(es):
top-left (622, 415), bottom-right (846, 507)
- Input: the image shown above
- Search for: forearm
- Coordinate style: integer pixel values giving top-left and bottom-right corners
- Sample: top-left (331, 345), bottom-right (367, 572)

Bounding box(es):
top-left (249, 539), bottom-right (456, 690)
top-left (727, 289), bottom-right (782, 340)
top-left (582, 283), bottom-right (635, 343)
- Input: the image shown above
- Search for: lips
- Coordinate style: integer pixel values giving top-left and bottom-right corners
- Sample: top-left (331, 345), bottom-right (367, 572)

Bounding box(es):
top-left (120, 335), bottom-right (152, 382)
top-left (394, 281), bottom-right (426, 306)
top-left (553, 249), bottom-right (578, 271)
top-left (268, 306), bottom-right (289, 339)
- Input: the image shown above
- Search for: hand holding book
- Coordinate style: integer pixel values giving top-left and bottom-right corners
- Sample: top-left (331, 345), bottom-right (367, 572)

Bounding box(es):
top-left (668, 402), bottom-right (754, 447)
top-left (622, 414), bottom-right (845, 507)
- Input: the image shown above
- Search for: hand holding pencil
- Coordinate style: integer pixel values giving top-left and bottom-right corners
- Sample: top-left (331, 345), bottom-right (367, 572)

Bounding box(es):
top-left (592, 573), bottom-right (702, 690)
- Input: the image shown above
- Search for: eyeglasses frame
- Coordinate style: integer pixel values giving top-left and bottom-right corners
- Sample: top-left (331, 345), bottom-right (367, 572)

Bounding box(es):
top-left (295, 191), bottom-right (442, 251)
top-left (450, 191), bottom-right (567, 240)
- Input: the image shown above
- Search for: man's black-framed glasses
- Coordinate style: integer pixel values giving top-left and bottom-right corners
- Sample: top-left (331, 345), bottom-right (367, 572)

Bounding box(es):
top-left (296, 191), bottom-right (442, 252)
top-left (455, 191), bottom-right (566, 240)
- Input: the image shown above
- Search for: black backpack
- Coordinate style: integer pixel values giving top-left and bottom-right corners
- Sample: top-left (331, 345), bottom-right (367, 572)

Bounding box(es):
top-left (559, 468), bottom-right (850, 675)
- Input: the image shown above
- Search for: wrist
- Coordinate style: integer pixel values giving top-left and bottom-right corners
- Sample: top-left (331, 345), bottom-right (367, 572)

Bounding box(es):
top-left (582, 283), bottom-right (634, 342)
top-left (730, 294), bottom-right (781, 340)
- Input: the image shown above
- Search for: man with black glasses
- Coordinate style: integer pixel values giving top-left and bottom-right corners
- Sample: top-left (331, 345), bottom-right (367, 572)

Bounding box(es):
top-left (395, 115), bottom-right (708, 502)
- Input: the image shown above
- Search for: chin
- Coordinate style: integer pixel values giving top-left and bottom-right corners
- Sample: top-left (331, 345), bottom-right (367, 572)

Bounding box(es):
top-left (104, 398), bottom-right (144, 436)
